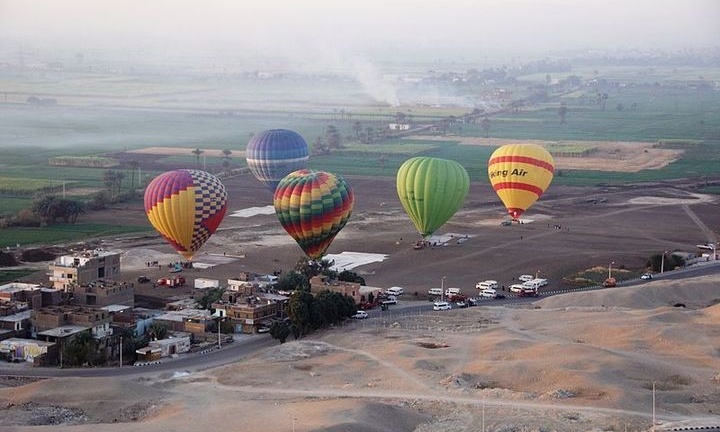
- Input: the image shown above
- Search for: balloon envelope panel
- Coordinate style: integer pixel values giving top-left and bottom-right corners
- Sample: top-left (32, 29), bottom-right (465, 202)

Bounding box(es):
top-left (144, 169), bottom-right (228, 259)
top-left (246, 129), bottom-right (309, 191)
top-left (396, 157), bottom-right (470, 237)
top-left (488, 143), bottom-right (554, 219)
top-left (273, 169), bottom-right (354, 260)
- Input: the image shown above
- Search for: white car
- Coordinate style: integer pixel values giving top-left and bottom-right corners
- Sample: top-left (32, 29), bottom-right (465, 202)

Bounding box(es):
top-left (640, 273), bottom-right (653, 280)
top-left (352, 311), bottom-right (369, 319)
top-left (433, 301), bottom-right (451, 311)
top-left (479, 288), bottom-right (497, 298)
top-left (509, 284), bottom-right (525, 293)
top-left (518, 274), bottom-right (534, 282)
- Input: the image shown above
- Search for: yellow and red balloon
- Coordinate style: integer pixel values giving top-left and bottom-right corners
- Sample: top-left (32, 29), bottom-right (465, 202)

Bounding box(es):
top-left (488, 144), bottom-right (554, 220)
top-left (144, 169), bottom-right (228, 260)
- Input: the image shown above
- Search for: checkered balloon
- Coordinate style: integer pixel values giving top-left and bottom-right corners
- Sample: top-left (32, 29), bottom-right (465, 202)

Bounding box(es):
top-left (144, 169), bottom-right (228, 259)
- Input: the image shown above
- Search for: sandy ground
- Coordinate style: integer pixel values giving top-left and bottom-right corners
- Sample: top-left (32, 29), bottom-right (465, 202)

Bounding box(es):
top-left (405, 135), bottom-right (684, 172)
top-left (2, 275), bottom-right (719, 431)
top-left (5, 165), bottom-right (720, 431)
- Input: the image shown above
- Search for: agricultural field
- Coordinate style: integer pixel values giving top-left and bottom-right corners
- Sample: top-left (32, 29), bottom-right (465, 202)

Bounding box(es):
top-left (2, 62), bottom-right (720, 245)
top-left (0, 223), bottom-right (152, 248)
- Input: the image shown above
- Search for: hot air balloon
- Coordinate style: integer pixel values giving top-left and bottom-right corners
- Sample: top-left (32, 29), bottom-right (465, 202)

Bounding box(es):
top-left (396, 157), bottom-right (470, 237)
top-left (246, 129), bottom-right (309, 191)
top-left (144, 169), bottom-right (228, 260)
top-left (487, 143), bottom-right (554, 220)
top-left (273, 169), bottom-right (354, 260)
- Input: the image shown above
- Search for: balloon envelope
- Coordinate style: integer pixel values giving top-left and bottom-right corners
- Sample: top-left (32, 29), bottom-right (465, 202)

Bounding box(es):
top-left (487, 143), bottom-right (554, 219)
top-left (246, 129), bottom-right (309, 191)
top-left (396, 157), bottom-right (470, 237)
top-left (144, 169), bottom-right (228, 260)
top-left (274, 169), bottom-right (354, 260)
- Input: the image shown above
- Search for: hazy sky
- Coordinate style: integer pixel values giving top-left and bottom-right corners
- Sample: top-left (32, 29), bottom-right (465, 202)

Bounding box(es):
top-left (1, 0), bottom-right (718, 60)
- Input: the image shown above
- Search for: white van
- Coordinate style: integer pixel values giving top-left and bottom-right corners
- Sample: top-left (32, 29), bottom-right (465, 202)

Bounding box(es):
top-left (479, 288), bottom-right (497, 298)
top-left (433, 301), bottom-right (451, 311)
top-left (509, 284), bottom-right (525, 293)
top-left (444, 287), bottom-right (461, 297)
top-left (518, 274), bottom-right (534, 282)
top-left (476, 280), bottom-right (498, 290)
top-left (522, 280), bottom-right (541, 290)
top-left (385, 286), bottom-right (404, 296)
top-left (428, 288), bottom-right (443, 296)
top-left (532, 278), bottom-right (548, 287)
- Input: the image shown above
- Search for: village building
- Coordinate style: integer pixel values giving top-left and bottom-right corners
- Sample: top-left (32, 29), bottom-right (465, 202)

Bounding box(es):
top-left (212, 291), bottom-right (289, 334)
top-left (153, 308), bottom-right (212, 336)
top-left (310, 275), bottom-right (362, 304)
top-left (48, 249), bottom-right (120, 290)
top-left (68, 280), bottom-right (133, 308)
top-left (0, 338), bottom-right (56, 363)
top-left (31, 305), bottom-right (113, 339)
top-left (0, 282), bottom-right (62, 310)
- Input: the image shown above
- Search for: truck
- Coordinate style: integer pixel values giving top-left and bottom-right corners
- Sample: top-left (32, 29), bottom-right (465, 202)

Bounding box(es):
top-left (157, 276), bottom-right (186, 287)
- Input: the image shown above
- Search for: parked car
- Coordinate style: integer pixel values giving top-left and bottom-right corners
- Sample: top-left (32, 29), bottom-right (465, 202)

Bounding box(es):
top-left (385, 286), bottom-right (404, 296)
top-left (433, 301), bottom-right (451, 311)
top-left (428, 288), bottom-right (443, 296)
top-left (518, 274), bottom-right (534, 282)
top-left (640, 273), bottom-right (653, 280)
top-left (382, 296), bottom-right (398, 305)
top-left (467, 298), bottom-right (479, 307)
top-left (455, 300), bottom-right (468, 308)
top-left (137, 276), bottom-right (151, 283)
top-left (352, 310), bottom-right (369, 319)
top-left (509, 284), bottom-right (525, 293)
top-left (479, 288), bottom-right (497, 298)
top-left (257, 326), bottom-right (270, 333)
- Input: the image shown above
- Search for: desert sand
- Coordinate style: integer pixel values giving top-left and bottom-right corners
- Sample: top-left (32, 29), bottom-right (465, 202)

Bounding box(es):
top-left (2, 274), bottom-right (719, 431)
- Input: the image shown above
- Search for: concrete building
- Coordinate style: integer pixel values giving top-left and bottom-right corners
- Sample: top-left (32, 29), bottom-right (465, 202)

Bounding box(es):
top-left (48, 249), bottom-right (120, 290)
top-left (31, 306), bottom-right (112, 339)
top-left (0, 338), bottom-right (56, 363)
top-left (0, 310), bottom-right (32, 333)
top-left (69, 280), bottom-right (133, 308)
top-left (212, 292), bottom-right (289, 334)
top-left (310, 275), bottom-right (362, 304)
top-left (147, 332), bottom-right (191, 357)
top-left (0, 283), bottom-right (62, 310)
top-left (154, 309), bottom-right (212, 336)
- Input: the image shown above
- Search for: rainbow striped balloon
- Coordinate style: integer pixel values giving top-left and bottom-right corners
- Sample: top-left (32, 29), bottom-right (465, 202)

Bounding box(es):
top-left (144, 169), bottom-right (228, 260)
top-left (488, 144), bottom-right (554, 220)
top-left (273, 169), bottom-right (354, 260)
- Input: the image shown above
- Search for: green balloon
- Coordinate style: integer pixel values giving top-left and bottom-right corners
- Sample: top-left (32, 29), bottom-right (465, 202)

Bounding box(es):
top-left (396, 157), bottom-right (470, 237)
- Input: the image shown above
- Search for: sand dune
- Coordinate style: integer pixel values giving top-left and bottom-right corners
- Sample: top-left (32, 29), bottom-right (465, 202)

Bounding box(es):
top-left (2, 274), bottom-right (719, 431)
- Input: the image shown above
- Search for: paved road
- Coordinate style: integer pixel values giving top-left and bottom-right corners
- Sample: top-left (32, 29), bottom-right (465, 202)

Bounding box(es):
top-left (1, 260), bottom-right (718, 378)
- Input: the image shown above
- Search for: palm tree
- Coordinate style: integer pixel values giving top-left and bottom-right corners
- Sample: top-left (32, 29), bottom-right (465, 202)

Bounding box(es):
top-left (352, 121), bottom-right (363, 142)
top-left (481, 116), bottom-right (491, 138)
top-left (126, 160), bottom-right (139, 189)
top-left (558, 104), bottom-right (568, 125)
top-left (191, 148), bottom-right (204, 165)
top-left (221, 149), bottom-right (232, 175)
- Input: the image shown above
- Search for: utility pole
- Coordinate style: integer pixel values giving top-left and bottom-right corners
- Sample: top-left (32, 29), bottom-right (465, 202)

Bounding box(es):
top-left (217, 318), bottom-right (222, 349)
top-left (652, 380), bottom-right (656, 431)
top-left (608, 261), bottom-right (615, 280)
top-left (441, 276), bottom-right (446, 302)
top-left (660, 251), bottom-right (669, 273)
top-left (119, 336), bottom-right (123, 368)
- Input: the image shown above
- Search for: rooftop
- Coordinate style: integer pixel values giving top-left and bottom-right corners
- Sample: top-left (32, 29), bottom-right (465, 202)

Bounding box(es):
top-left (37, 325), bottom-right (89, 338)
top-left (0, 310), bottom-right (33, 322)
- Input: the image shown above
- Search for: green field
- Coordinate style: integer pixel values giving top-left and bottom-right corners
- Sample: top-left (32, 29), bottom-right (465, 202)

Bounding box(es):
top-left (0, 224), bottom-right (152, 248)
top-left (0, 196), bottom-right (33, 216)
top-left (0, 269), bottom-right (37, 284)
